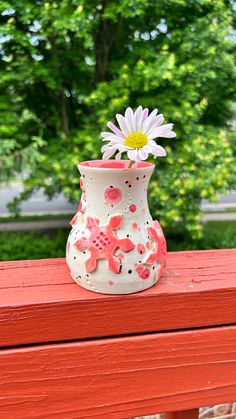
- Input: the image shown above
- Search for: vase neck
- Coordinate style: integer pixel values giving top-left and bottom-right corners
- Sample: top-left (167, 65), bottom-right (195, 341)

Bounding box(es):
top-left (78, 165), bottom-right (154, 222)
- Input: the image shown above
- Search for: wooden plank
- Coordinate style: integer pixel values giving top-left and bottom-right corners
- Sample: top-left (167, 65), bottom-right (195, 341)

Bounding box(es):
top-left (0, 249), bottom-right (236, 346)
top-left (165, 409), bottom-right (199, 419)
top-left (0, 325), bottom-right (235, 419)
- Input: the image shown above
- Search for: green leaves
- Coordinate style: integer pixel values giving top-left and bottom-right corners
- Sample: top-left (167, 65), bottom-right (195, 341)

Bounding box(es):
top-left (1, 0), bottom-right (236, 238)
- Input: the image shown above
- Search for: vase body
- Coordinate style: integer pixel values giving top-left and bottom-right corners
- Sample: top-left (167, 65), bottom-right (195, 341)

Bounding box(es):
top-left (66, 160), bottom-right (167, 294)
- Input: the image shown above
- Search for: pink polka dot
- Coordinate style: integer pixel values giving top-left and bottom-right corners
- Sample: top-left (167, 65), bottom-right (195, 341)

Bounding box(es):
top-left (108, 280), bottom-right (114, 285)
top-left (129, 204), bottom-right (137, 212)
top-left (104, 187), bottom-right (122, 205)
top-left (146, 241), bottom-right (152, 250)
top-left (132, 222), bottom-right (139, 230)
top-left (135, 263), bottom-right (150, 280)
top-left (137, 243), bottom-right (146, 255)
top-left (141, 268), bottom-right (150, 280)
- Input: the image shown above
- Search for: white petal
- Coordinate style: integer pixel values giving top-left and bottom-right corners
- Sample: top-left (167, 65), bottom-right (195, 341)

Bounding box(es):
top-left (127, 149), bottom-right (138, 161)
top-left (146, 114), bottom-right (164, 135)
top-left (134, 106), bottom-right (143, 131)
top-left (101, 142), bottom-right (121, 152)
top-left (102, 134), bottom-right (123, 143)
top-left (107, 121), bottom-right (124, 138)
top-left (148, 124), bottom-right (176, 140)
top-left (101, 143), bottom-right (115, 152)
top-left (142, 108), bottom-right (158, 133)
top-left (116, 114), bottom-right (130, 136)
top-left (118, 144), bottom-right (128, 150)
top-left (102, 145), bottom-right (117, 160)
top-left (125, 107), bottom-right (135, 132)
top-left (142, 144), bottom-right (152, 153)
top-left (115, 151), bottom-right (122, 160)
top-left (148, 142), bottom-right (166, 157)
top-left (134, 105), bottom-right (143, 116)
top-left (160, 131), bottom-right (176, 138)
top-left (155, 114), bottom-right (164, 126)
top-left (145, 115), bottom-right (164, 137)
top-left (101, 144), bottom-right (109, 152)
top-left (101, 131), bottom-right (113, 138)
top-left (135, 151), bottom-right (142, 162)
top-left (138, 149), bottom-right (149, 160)
top-left (142, 108), bottom-right (149, 121)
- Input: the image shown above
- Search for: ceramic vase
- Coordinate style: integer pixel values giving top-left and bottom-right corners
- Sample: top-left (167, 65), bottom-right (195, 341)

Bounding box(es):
top-left (66, 160), bottom-right (167, 294)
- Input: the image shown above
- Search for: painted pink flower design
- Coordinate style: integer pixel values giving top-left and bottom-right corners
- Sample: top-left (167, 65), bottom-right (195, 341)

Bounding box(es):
top-left (70, 212), bottom-right (79, 226)
top-left (78, 176), bottom-right (86, 214)
top-left (144, 220), bottom-right (167, 273)
top-left (104, 187), bottom-right (122, 205)
top-left (74, 215), bottom-right (135, 273)
top-left (135, 263), bottom-right (150, 280)
top-left (70, 177), bottom-right (86, 226)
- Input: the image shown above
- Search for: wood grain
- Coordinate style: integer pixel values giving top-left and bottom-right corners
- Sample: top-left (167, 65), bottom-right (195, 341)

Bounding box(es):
top-left (0, 325), bottom-right (235, 419)
top-left (165, 409), bottom-right (199, 419)
top-left (0, 249), bottom-right (236, 346)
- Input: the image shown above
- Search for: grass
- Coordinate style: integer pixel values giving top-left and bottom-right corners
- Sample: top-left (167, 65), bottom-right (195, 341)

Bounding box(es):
top-left (0, 221), bottom-right (236, 261)
top-left (0, 229), bottom-right (69, 261)
top-left (166, 221), bottom-right (236, 252)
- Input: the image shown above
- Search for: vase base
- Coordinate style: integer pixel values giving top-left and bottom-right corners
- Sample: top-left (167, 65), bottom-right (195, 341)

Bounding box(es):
top-left (70, 270), bottom-right (159, 295)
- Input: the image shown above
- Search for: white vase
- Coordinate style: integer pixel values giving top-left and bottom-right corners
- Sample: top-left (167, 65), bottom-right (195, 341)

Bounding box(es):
top-left (66, 160), bottom-right (167, 294)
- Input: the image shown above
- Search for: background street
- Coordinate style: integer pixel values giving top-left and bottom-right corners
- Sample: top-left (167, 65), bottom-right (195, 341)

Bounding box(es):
top-left (0, 182), bottom-right (235, 217)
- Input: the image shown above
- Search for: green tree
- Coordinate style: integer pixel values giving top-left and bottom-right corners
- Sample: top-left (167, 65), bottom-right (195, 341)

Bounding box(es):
top-left (1, 0), bottom-right (236, 237)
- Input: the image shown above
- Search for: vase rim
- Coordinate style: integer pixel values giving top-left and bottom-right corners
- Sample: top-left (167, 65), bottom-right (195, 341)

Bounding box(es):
top-left (78, 160), bottom-right (155, 171)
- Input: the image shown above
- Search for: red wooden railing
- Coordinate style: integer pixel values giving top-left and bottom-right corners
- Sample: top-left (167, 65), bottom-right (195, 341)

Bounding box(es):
top-left (0, 249), bottom-right (236, 418)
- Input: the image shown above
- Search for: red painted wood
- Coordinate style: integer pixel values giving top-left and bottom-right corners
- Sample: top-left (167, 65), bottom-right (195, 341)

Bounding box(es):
top-left (0, 249), bottom-right (236, 346)
top-left (0, 325), bottom-right (235, 419)
top-left (165, 409), bottom-right (199, 419)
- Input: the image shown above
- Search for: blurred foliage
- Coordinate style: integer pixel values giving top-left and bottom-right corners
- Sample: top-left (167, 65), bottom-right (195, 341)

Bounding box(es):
top-left (1, 0), bottom-right (236, 237)
top-left (0, 229), bottom-right (68, 260)
top-left (1, 220), bottom-right (236, 261)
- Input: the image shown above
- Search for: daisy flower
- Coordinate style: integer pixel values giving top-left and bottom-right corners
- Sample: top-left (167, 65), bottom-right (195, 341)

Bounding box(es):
top-left (101, 106), bottom-right (176, 162)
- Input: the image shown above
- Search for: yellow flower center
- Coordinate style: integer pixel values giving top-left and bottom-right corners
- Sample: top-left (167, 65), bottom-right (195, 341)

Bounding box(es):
top-left (124, 132), bottom-right (148, 149)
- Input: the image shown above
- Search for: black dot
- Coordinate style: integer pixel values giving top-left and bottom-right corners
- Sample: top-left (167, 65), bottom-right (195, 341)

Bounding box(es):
top-left (79, 275), bottom-right (82, 278)
top-left (74, 256), bottom-right (76, 259)
top-left (110, 185), bottom-right (113, 188)
top-left (83, 251), bottom-right (86, 254)
top-left (143, 175), bottom-right (146, 178)
top-left (152, 266), bottom-right (155, 270)
top-left (86, 274), bottom-right (89, 278)
top-left (82, 174), bottom-right (85, 178)
top-left (136, 177), bottom-right (139, 180)
top-left (127, 234), bottom-right (130, 237)
top-left (146, 221), bottom-right (149, 224)
top-left (128, 269), bottom-right (132, 274)
top-left (111, 204), bottom-right (113, 207)
top-left (128, 184), bottom-right (132, 188)
top-left (90, 178), bottom-right (92, 181)
top-left (139, 260), bottom-right (142, 263)
top-left (107, 213), bottom-right (110, 216)
top-left (125, 180), bottom-right (129, 184)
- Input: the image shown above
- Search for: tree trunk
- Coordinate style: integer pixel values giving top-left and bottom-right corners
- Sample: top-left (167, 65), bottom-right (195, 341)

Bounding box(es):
top-left (59, 92), bottom-right (69, 134)
top-left (93, 2), bottom-right (121, 82)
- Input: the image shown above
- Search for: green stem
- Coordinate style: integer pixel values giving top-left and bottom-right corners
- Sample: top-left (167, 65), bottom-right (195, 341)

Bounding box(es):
top-left (128, 160), bottom-right (135, 169)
